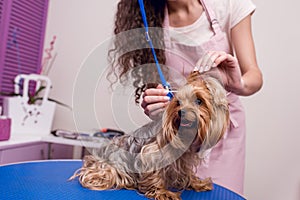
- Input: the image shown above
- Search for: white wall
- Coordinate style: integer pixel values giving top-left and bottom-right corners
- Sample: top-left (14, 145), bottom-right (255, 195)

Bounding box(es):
top-left (44, 0), bottom-right (149, 133)
top-left (44, 0), bottom-right (300, 199)
top-left (243, 0), bottom-right (300, 199)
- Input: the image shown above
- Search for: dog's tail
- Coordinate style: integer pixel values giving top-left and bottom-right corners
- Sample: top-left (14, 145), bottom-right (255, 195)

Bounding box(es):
top-left (69, 155), bottom-right (135, 190)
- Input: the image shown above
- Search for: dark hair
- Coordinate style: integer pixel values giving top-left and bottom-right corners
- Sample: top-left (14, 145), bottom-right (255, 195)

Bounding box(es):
top-left (107, 0), bottom-right (168, 103)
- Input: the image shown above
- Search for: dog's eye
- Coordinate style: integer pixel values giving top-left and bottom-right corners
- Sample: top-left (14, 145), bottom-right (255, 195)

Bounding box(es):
top-left (176, 100), bottom-right (181, 106)
top-left (195, 98), bottom-right (202, 105)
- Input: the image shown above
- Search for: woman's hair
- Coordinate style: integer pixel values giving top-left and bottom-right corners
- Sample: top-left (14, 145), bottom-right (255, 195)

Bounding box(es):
top-left (107, 0), bottom-right (167, 103)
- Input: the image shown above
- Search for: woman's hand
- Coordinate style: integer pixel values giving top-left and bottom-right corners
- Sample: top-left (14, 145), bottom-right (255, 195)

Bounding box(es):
top-left (141, 84), bottom-right (170, 120)
top-left (195, 51), bottom-right (244, 94)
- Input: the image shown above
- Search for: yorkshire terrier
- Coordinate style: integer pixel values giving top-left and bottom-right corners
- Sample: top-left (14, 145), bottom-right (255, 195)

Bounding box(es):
top-left (71, 71), bottom-right (229, 200)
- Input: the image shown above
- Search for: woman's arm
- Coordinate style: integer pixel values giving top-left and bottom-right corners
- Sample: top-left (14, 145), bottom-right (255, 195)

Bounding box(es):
top-left (231, 14), bottom-right (263, 96)
top-left (195, 14), bottom-right (263, 96)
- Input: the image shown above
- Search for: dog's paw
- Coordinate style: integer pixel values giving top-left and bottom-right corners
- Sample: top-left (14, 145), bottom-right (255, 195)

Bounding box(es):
top-left (189, 177), bottom-right (213, 192)
top-left (153, 190), bottom-right (181, 200)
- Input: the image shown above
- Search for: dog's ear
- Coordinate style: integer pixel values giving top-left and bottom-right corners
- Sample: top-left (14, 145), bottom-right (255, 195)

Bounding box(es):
top-left (200, 77), bottom-right (229, 151)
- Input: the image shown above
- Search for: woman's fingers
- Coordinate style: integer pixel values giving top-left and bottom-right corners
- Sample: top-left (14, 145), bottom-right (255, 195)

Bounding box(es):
top-left (195, 51), bottom-right (227, 73)
top-left (141, 84), bottom-right (170, 119)
top-left (142, 88), bottom-right (168, 98)
top-left (141, 95), bottom-right (170, 109)
top-left (196, 51), bottom-right (212, 72)
top-left (213, 54), bottom-right (228, 67)
top-left (214, 53), bottom-right (237, 68)
top-left (141, 87), bottom-right (169, 107)
top-left (144, 102), bottom-right (169, 118)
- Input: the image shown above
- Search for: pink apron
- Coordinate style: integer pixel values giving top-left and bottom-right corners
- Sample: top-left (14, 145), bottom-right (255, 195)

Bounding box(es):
top-left (163, 0), bottom-right (246, 195)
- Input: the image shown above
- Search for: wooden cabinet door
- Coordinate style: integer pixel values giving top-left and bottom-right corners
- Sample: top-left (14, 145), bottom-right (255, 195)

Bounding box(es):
top-left (49, 144), bottom-right (74, 159)
top-left (0, 142), bottom-right (48, 165)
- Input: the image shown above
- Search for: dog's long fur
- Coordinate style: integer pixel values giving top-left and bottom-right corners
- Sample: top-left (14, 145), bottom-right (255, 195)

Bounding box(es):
top-left (71, 71), bottom-right (229, 200)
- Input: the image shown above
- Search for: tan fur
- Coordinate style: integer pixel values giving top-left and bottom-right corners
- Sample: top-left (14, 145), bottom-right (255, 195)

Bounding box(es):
top-left (70, 71), bottom-right (229, 200)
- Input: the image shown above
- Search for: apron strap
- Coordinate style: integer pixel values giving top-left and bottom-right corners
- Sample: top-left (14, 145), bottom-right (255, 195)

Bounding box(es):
top-left (199, 0), bottom-right (222, 34)
top-left (163, 7), bottom-right (171, 45)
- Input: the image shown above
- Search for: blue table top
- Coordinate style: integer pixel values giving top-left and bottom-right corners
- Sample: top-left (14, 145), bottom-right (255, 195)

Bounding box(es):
top-left (0, 160), bottom-right (245, 200)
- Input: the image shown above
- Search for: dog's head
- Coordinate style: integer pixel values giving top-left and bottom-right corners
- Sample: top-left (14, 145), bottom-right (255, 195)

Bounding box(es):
top-left (161, 71), bottom-right (229, 153)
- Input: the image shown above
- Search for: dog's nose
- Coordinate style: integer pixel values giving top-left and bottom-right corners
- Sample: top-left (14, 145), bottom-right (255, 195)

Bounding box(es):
top-left (178, 110), bottom-right (186, 118)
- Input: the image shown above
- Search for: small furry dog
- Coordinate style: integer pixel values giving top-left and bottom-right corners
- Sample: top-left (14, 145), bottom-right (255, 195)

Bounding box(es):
top-left (71, 71), bottom-right (229, 200)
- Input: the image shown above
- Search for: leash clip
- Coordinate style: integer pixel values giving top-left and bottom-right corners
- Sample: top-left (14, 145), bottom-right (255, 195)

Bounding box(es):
top-left (164, 84), bottom-right (174, 99)
top-left (145, 31), bottom-right (150, 42)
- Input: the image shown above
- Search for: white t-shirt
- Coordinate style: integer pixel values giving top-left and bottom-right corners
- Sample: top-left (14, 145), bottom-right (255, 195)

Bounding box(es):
top-left (169, 0), bottom-right (256, 46)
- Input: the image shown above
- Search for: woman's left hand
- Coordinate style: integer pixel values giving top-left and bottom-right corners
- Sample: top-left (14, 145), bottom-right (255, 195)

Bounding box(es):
top-left (195, 51), bottom-right (244, 94)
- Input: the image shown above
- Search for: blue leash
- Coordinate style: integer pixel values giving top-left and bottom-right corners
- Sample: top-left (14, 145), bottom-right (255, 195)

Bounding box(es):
top-left (138, 0), bottom-right (173, 99)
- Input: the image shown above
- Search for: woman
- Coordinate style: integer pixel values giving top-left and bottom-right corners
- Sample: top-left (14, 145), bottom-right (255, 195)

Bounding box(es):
top-left (109, 0), bottom-right (263, 195)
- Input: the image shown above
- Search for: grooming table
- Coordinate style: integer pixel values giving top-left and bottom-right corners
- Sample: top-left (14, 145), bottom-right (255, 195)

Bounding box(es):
top-left (0, 160), bottom-right (245, 200)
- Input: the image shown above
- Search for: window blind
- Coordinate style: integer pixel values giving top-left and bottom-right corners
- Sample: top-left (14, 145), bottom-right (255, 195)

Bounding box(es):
top-left (0, 0), bottom-right (49, 105)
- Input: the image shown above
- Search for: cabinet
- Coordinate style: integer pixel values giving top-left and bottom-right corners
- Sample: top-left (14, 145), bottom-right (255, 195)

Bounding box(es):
top-left (0, 142), bottom-right (48, 164)
top-left (49, 143), bottom-right (74, 159)
top-left (0, 141), bottom-right (74, 165)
